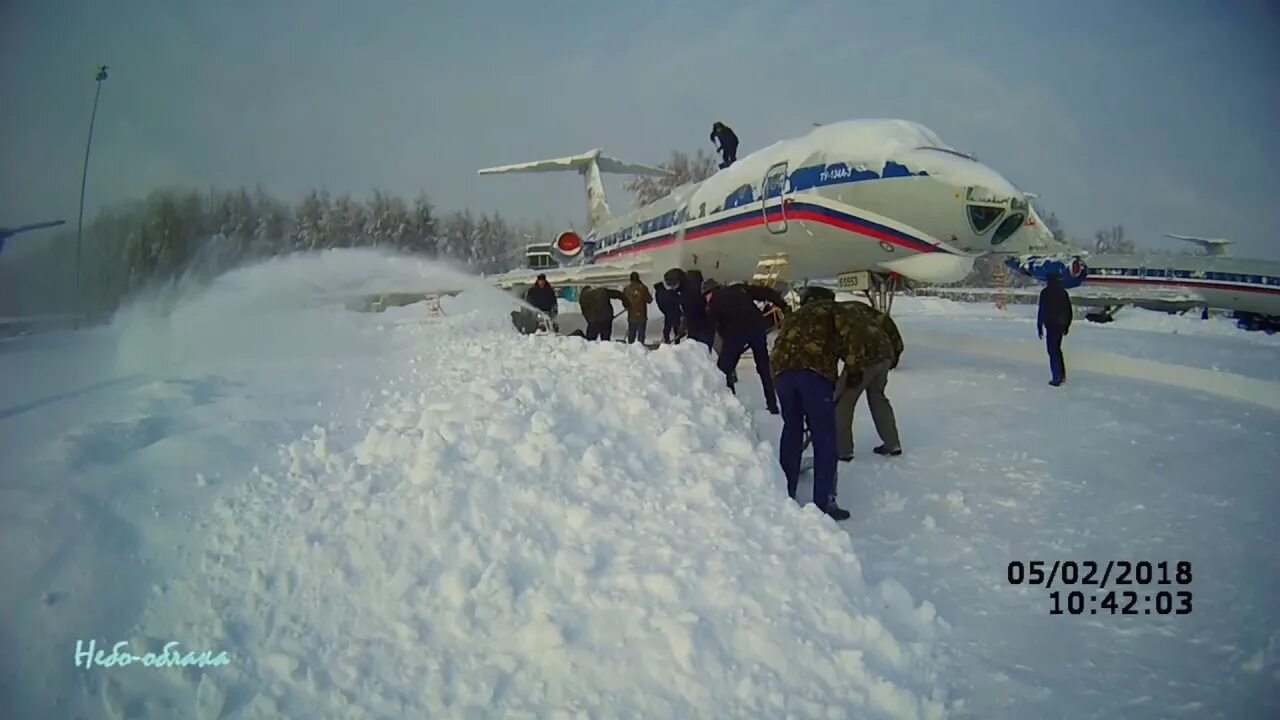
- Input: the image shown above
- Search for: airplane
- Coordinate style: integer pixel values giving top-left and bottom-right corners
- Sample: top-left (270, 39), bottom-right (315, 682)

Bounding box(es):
top-left (0, 219), bottom-right (66, 255)
top-left (0, 220), bottom-right (78, 333)
top-left (1007, 235), bottom-right (1280, 332)
top-left (476, 119), bottom-right (1057, 309)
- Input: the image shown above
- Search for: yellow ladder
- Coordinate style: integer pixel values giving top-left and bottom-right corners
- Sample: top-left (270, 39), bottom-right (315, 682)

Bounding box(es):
top-left (751, 253), bottom-right (790, 329)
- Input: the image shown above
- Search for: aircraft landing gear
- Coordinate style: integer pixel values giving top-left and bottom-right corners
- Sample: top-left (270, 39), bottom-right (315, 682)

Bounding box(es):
top-left (866, 272), bottom-right (907, 315)
top-left (1234, 311), bottom-right (1280, 334)
top-left (832, 270), bottom-right (909, 315)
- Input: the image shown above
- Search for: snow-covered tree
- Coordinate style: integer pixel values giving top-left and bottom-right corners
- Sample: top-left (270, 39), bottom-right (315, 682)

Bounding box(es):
top-left (1094, 225), bottom-right (1134, 254)
top-left (365, 189), bottom-right (410, 248)
top-left (292, 190), bottom-right (328, 251)
top-left (623, 149), bottom-right (717, 206)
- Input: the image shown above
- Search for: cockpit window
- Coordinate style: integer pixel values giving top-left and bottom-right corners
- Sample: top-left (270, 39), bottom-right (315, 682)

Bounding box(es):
top-left (967, 205), bottom-right (1004, 234)
top-left (990, 213), bottom-right (1025, 246)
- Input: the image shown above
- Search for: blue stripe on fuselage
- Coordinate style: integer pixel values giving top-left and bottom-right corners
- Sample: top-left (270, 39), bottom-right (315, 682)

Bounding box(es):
top-left (594, 159), bottom-right (931, 249)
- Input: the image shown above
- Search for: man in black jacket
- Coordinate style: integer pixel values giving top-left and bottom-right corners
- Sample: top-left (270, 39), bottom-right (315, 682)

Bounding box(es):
top-left (654, 280), bottom-right (683, 343)
top-left (1037, 272), bottom-right (1073, 386)
top-left (675, 269), bottom-right (714, 349)
top-left (703, 278), bottom-right (789, 414)
top-left (710, 122), bottom-right (739, 169)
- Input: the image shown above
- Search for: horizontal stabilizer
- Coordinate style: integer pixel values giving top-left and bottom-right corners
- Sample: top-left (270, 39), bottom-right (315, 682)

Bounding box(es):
top-left (479, 148), bottom-right (671, 231)
top-left (478, 149), bottom-right (672, 178)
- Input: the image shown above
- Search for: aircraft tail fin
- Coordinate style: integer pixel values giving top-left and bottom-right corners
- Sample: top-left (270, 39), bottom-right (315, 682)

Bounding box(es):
top-left (478, 149), bottom-right (672, 232)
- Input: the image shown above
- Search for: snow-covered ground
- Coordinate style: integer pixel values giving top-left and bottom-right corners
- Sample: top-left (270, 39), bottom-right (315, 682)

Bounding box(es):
top-left (899, 294), bottom-right (1280, 383)
top-left (1, 250), bottom-right (1277, 719)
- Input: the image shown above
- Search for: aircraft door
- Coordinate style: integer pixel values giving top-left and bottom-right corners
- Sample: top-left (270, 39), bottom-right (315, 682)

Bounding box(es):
top-left (762, 162), bottom-right (790, 234)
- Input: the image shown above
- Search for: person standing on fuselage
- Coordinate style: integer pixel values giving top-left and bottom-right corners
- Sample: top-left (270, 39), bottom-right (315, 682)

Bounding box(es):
top-left (710, 122), bottom-right (739, 169)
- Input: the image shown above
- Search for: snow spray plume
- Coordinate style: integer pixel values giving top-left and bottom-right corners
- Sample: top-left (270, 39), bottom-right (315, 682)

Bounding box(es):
top-left (110, 248), bottom-right (525, 376)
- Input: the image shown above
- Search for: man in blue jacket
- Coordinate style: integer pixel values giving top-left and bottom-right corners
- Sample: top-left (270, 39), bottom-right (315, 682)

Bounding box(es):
top-left (524, 274), bottom-right (559, 331)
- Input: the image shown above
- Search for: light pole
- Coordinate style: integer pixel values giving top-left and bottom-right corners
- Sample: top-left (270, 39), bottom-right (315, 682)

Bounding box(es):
top-left (74, 65), bottom-right (108, 326)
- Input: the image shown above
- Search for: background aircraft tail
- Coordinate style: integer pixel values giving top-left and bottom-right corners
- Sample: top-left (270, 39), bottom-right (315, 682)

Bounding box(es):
top-left (1166, 234), bottom-right (1232, 256)
top-left (478, 149), bottom-right (671, 232)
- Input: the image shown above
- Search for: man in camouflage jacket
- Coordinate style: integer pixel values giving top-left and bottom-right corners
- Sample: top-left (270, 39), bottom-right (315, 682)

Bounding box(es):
top-left (834, 301), bottom-right (904, 459)
top-left (770, 286), bottom-right (895, 520)
top-left (578, 285), bottom-right (626, 341)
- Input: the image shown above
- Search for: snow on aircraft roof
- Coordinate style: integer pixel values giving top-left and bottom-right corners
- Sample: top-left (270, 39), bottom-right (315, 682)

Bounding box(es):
top-left (694, 119), bottom-right (1023, 204)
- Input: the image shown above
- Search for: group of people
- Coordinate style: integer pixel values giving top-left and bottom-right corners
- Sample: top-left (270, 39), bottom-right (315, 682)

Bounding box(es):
top-left (524, 269), bottom-right (906, 522)
top-left (525, 271), bottom-right (688, 344)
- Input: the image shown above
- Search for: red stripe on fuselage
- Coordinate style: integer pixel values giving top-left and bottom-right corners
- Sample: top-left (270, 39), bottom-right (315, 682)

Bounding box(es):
top-left (783, 207), bottom-right (936, 254)
top-left (595, 204), bottom-right (940, 261)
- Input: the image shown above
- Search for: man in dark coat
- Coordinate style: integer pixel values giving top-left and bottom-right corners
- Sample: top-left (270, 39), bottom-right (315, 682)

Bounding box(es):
top-left (654, 279), bottom-right (683, 343)
top-left (622, 271), bottom-right (653, 344)
top-left (578, 285), bottom-right (626, 341)
top-left (703, 278), bottom-right (789, 414)
top-left (1037, 272), bottom-right (1073, 386)
top-left (524, 274), bottom-right (559, 331)
top-left (710, 122), bottom-right (739, 169)
top-left (676, 269), bottom-right (714, 349)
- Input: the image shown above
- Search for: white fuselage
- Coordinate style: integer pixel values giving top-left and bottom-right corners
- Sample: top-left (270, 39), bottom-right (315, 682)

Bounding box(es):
top-left (579, 120), bottom-right (1050, 286)
top-left (1078, 254), bottom-right (1280, 317)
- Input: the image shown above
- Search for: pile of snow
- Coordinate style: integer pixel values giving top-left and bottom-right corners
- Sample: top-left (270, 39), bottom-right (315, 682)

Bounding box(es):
top-left (34, 250), bottom-right (949, 719)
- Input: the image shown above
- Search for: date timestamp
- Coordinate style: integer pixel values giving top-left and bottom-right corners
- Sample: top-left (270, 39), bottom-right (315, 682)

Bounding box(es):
top-left (1007, 560), bottom-right (1194, 616)
top-left (1007, 560), bottom-right (1192, 589)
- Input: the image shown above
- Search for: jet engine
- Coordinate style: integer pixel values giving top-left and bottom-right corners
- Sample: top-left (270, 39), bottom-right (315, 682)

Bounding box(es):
top-left (1005, 254), bottom-right (1089, 289)
top-left (554, 230), bottom-right (583, 257)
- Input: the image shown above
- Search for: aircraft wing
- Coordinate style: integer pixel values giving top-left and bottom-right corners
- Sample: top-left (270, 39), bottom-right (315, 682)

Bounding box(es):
top-left (487, 259), bottom-right (651, 290)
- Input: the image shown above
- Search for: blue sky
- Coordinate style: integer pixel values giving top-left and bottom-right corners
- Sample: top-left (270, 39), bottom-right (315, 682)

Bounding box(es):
top-left (2, 0), bottom-right (1278, 257)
